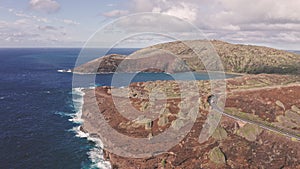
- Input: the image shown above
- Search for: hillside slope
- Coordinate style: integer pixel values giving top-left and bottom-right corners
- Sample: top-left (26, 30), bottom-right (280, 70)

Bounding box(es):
top-left (73, 54), bottom-right (126, 73)
top-left (74, 40), bottom-right (300, 74)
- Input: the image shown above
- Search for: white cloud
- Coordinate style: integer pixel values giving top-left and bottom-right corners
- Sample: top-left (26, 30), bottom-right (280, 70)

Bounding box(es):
top-left (8, 7), bottom-right (79, 26)
top-left (106, 4), bottom-right (116, 7)
top-left (0, 19), bottom-right (39, 43)
top-left (274, 32), bottom-right (300, 43)
top-left (217, 0), bottom-right (300, 23)
top-left (107, 13), bottom-right (195, 33)
top-left (102, 1), bottom-right (300, 33)
top-left (111, 0), bottom-right (300, 49)
top-left (8, 8), bottom-right (49, 23)
top-left (128, 0), bottom-right (198, 23)
top-left (1, 0), bottom-right (300, 48)
top-left (62, 19), bottom-right (80, 25)
top-left (131, 0), bottom-right (155, 12)
top-left (38, 25), bottom-right (57, 31)
top-left (0, 16), bottom-right (68, 46)
top-left (0, 20), bottom-right (8, 29)
top-left (242, 23), bottom-right (300, 32)
top-left (221, 24), bottom-right (240, 31)
top-left (203, 0), bottom-right (300, 30)
top-left (29, 0), bottom-right (60, 14)
top-left (0, 6), bottom-right (84, 47)
top-left (14, 19), bottom-right (32, 25)
top-left (103, 10), bottom-right (129, 17)
top-left (161, 2), bottom-right (197, 23)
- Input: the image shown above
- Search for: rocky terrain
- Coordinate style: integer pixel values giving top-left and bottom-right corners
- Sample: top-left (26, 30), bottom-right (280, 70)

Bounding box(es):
top-left (81, 74), bottom-right (300, 169)
top-left (76, 40), bottom-right (300, 168)
top-left (74, 40), bottom-right (300, 74)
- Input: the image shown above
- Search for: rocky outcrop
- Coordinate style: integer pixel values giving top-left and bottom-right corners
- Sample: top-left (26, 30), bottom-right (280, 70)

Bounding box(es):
top-left (77, 40), bottom-right (300, 168)
top-left (236, 123), bottom-right (263, 142)
top-left (209, 147), bottom-right (226, 165)
top-left (81, 74), bottom-right (300, 168)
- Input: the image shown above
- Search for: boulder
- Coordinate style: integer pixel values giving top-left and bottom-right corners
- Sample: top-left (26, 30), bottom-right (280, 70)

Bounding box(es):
top-left (209, 147), bottom-right (226, 164)
top-left (212, 127), bottom-right (228, 140)
top-left (237, 124), bottom-right (263, 142)
top-left (275, 100), bottom-right (285, 110)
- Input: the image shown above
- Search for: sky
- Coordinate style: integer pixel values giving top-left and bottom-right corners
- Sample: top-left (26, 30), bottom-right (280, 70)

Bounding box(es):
top-left (0, 0), bottom-right (300, 49)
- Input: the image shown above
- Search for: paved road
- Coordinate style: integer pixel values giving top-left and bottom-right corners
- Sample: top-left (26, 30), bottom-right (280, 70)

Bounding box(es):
top-left (208, 95), bottom-right (300, 141)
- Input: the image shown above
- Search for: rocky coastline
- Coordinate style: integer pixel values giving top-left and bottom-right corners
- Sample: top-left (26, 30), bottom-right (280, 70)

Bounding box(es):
top-left (80, 74), bottom-right (300, 168)
top-left (75, 40), bottom-right (300, 168)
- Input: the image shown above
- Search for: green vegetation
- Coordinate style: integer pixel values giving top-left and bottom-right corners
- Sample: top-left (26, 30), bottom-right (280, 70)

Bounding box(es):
top-left (161, 159), bottom-right (166, 167)
top-left (74, 40), bottom-right (300, 75)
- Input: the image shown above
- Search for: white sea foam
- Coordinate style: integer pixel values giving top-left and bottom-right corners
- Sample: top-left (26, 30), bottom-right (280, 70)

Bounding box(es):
top-left (57, 69), bottom-right (72, 73)
top-left (71, 126), bottom-right (89, 138)
top-left (69, 88), bottom-right (85, 124)
top-left (54, 111), bottom-right (73, 117)
top-left (71, 88), bottom-right (111, 169)
top-left (88, 147), bottom-right (111, 169)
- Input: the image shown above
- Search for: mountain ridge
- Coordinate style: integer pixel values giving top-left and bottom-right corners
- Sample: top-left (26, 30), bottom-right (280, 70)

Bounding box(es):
top-left (74, 40), bottom-right (300, 74)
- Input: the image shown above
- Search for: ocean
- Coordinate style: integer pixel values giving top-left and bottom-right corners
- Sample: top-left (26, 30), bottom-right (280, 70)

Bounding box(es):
top-left (0, 48), bottom-right (238, 169)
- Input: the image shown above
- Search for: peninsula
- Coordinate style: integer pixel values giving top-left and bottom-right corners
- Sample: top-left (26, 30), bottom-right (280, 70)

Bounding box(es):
top-left (74, 40), bottom-right (300, 74)
top-left (76, 40), bottom-right (300, 168)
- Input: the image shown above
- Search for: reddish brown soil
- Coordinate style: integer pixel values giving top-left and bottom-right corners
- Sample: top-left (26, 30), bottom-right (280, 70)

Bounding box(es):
top-left (226, 85), bottom-right (300, 122)
top-left (81, 74), bottom-right (300, 169)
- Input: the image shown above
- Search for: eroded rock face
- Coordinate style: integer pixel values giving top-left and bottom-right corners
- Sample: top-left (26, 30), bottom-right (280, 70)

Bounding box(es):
top-left (73, 54), bottom-right (126, 73)
top-left (81, 74), bottom-right (300, 168)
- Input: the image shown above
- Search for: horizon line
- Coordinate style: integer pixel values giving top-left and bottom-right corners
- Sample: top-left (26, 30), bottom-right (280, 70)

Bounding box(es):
top-left (0, 47), bottom-right (299, 52)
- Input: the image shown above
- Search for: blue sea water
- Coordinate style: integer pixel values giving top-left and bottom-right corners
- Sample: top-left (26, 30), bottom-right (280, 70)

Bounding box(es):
top-left (0, 48), bottom-right (137, 169)
top-left (0, 48), bottom-right (237, 169)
